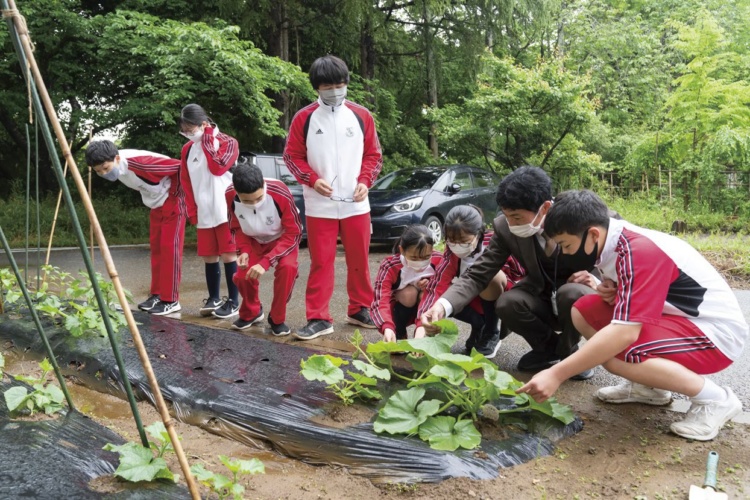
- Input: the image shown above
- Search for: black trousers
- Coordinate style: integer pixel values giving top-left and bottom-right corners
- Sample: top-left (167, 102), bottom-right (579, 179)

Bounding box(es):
top-left (496, 283), bottom-right (597, 358)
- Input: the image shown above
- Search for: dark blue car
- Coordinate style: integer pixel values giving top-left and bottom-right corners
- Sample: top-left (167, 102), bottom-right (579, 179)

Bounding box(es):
top-left (369, 165), bottom-right (501, 243)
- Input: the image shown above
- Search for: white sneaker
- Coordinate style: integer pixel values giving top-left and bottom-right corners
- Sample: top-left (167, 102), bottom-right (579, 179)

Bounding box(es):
top-left (596, 381), bottom-right (672, 405)
top-left (670, 387), bottom-right (742, 441)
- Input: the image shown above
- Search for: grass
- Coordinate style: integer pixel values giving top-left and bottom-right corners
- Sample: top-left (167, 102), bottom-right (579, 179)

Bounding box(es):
top-left (0, 189), bottom-right (196, 249)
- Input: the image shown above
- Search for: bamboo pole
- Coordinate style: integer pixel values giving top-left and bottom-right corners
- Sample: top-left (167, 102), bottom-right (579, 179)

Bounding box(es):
top-left (3, 3), bottom-right (199, 498)
top-left (88, 128), bottom-right (94, 261)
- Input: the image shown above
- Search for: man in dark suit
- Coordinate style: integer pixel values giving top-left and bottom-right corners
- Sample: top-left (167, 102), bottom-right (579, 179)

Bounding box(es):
top-left (421, 166), bottom-right (597, 379)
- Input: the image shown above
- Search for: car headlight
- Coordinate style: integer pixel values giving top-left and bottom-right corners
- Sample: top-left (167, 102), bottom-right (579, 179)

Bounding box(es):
top-left (391, 196), bottom-right (423, 212)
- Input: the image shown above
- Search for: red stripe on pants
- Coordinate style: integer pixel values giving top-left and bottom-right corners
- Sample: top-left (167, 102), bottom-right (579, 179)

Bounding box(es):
top-left (305, 213), bottom-right (373, 322)
top-left (234, 239), bottom-right (299, 324)
top-left (149, 205), bottom-right (186, 302)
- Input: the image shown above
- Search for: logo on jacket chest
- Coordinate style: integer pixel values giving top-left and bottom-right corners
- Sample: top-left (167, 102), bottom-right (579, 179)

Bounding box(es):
top-left (345, 127), bottom-right (355, 138)
top-left (266, 216), bottom-right (274, 225)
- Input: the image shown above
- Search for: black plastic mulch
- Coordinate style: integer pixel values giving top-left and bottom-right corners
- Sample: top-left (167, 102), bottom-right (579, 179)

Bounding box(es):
top-left (0, 377), bottom-right (187, 499)
top-left (0, 311), bottom-right (582, 483)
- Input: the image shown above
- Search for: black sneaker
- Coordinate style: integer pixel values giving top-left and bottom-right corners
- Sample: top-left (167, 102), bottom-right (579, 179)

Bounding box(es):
top-left (517, 349), bottom-right (561, 372)
top-left (213, 299), bottom-right (240, 319)
top-left (138, 294), bottom-right (160, 311)
top-left (200, 297), bottom-right (224, 317)
top-left (346, 307), bottom-right (377, 329)
top-left (150, 300), bottom-right (182, 316)
top-left (269, 319), bottom-right (291, 337)
top-left (475, 332), bottom-right (502, 359)
top-left (294, 319), bottom-right (334, 340)
top-left (232, 309), bottom-right (264, 330)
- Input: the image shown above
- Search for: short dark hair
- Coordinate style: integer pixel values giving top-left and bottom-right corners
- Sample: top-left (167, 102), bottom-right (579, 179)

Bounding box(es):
top-left (309, 55), bottom-right (350, 90)
top-left (180, 103), bottom-right (211, 129)
top-left (85, 140), bottom-right (118, 166)
top-left (232, 163), bottom-right (264, 194)
top-left (393, 224), bottom-right (434, 255)
top-left (544, 190), bottom-right (611, 237)
top-left (444, 205), bottom-right (485, 242)
top-left (496, 166), bottom-right (552, 212)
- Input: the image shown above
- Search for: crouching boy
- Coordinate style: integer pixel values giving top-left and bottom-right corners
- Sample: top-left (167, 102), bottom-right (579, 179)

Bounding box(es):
top-left (85, 140), bottom-right (186, 315)
top-left (226, 162), bottom-right (303, 335)
top-left (518, 189), bottom-right (747, 441)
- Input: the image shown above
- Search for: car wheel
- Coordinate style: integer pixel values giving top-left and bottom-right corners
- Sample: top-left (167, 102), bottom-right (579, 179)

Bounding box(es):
top-left (424, 215), bottom-right (443, 243)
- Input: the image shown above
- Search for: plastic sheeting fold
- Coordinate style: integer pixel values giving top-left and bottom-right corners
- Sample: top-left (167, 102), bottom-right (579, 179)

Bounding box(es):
top-left (0, 377), bottom-right (187, 498)
top-left (0, 311), bottom-right (582, 483)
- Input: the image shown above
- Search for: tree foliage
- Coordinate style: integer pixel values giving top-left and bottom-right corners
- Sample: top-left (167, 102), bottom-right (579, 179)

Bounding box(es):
top-left (0, 0), bottom-right (749, 217)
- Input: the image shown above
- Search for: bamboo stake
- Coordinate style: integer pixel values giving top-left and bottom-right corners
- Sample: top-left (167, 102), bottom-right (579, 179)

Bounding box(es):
top-left (4, 3), bottom-right (199, 498)
top-left (88, 127), bottom-right (94, 261)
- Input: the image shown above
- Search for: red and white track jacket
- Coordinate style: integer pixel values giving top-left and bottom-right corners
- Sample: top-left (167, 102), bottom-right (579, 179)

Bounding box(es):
top-left (283, 98), bottom-right (383, 219)
top-left (371, 251), bottom-right (443, 334)
top-left (226, 178), bottom-right (302, 271)
top-left (179, 126), bottom-right (239, 227)
top-left (116, 150), bottom-right (185, 214)
top-left (418, 232), bottom-right (526, 318)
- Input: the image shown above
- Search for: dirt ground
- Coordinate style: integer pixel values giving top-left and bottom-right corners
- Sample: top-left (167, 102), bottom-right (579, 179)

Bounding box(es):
top-left (4, 339), bottom-right (749, 500)
top-left (2, 244), bottom-right (750, 499)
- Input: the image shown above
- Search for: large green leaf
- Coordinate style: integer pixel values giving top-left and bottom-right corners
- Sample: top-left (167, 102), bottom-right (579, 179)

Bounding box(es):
top-left (373, 388), bottom-right (441, 435)
top-left (513, 394), bottom-right (576, 425)
top-left (103, 442), bottom-right (175, 482)
top-left (299, 355), bottom-right (347, 384)
top-left (351, 360), bottom-right (391, 381)
top-left (432, 319), bottom-right (459, 336)
top-left (418, 416), bottom-right (482, 451)
top-left (366, 339), bottom-right (417, 355)
top-left (4, 386), bottom-right (28, 412)
top-left (405, 331), bottom-right (459, 358)
top-left (429, 363), bottom-right (466, 386)
top-left (435, 353), bottom-right (485, 373)
top-left (483, 364), bottom-right (515, 391)
top-left (219, 455), bottom-right (265, 475)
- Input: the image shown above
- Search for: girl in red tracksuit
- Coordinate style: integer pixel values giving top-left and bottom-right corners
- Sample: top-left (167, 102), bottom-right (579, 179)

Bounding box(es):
top-left (418, 205), bottom-right (525, 358)
top-left (226, 162), bottom-right (303, 336)
top-left (371, 225), bottom-right (443, 342)
top-left (178, 104), bottom-right (240, 320)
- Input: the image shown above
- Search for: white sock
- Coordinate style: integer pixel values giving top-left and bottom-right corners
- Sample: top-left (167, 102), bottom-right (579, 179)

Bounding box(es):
top-left (693, 379), bottom-right (728, 402)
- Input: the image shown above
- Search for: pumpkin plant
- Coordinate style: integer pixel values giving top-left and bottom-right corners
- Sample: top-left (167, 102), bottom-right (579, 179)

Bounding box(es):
top-left (103, 422), bottom-right (178, 483)
top-left (300, 320), bottom-right (575, 451)
top-left (3, 358), bottom-right (66, 416)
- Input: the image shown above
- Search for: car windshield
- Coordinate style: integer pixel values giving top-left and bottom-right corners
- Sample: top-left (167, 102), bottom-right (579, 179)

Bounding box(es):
top-left (372, 169), bottom-right (444, 190)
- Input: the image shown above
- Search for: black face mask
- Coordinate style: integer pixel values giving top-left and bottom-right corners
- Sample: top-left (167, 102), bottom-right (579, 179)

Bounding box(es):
top-left (559, 228), bottom-right (598, 272)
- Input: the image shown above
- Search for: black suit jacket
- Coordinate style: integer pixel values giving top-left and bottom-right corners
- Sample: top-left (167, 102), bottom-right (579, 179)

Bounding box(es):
top-left (442, 214), bottom-right (555, 313)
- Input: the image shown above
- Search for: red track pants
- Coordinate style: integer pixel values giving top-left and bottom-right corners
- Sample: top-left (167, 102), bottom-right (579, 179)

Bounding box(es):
top-left (305, 213), bottom-right (373, 322)
top-left (149, 205), bottom-right (186, 303)
top-left (233, 238), bottom-right (299, 324)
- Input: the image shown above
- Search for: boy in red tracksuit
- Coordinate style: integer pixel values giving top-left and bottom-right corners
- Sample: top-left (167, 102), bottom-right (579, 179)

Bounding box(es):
top-left (371, 225), bottom-right (443, 341)
top-left (284, 55), bottom-right (383, 340)
top-left (178, 104), bottom-right (241, 319)
top-left (226, 163), bottom-right (303, 335)
top-left (85, 140), bottom-right (186, 315)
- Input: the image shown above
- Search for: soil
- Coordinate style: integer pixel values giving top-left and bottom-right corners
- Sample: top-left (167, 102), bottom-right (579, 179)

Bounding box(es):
top-left (3, 351), bottom-right (749, 499)
top-left (310, 403), bottom-right (377, 429)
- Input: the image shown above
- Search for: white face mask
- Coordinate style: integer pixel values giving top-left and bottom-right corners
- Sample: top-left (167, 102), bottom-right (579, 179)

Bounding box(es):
top-left (508, 208), bottom-right (545, 238)
top-left (181, 128), bottom-right (204, 143)
top-left (241, 194), bottom-right (266, 209)
top-left (99, 165), bottom-right (121, 182)
top-left (319, 85), bottom-right (347, 107)
top-left (405, 258), bottom-right (431, 272)
top-left (447, 237), bottom-right (477, 259)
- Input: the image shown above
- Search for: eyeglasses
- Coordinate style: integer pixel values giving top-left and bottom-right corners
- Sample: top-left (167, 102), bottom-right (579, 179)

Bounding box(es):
top-left (328, 176), bottom-right (355, 202)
